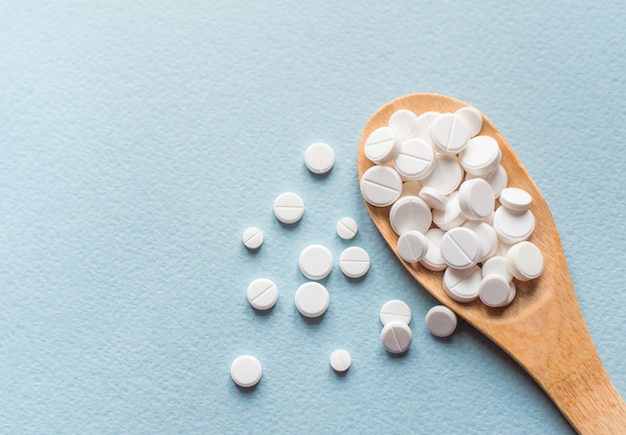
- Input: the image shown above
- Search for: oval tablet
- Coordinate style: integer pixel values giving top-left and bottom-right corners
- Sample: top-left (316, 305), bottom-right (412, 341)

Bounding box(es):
top-left (418, 186), bottom-right (447, 211)
top-left (430, 113), bottom-right (470, 155)
top-left (360, 165), bottom-right (403, 207)
top-left (329, 349), bottom-right (352, 373)
top-left (336, 217), bottom-right (358, 240)
top-left (381, 322), bottom-right (413, 354)
top-left (507, 241), bottom-right (543, 281)
top-left (380, 299), bottom-right (412, 326)
top-left (454, 106), bottom-right (483, 137)
top-left (440, 227), bottom-right (482, 270)
top-left (339, 246), bottom-right (370, 278)
top-left (443, 265), bottom-right (481, 303)
top-left (432, 192), bottom-right (466, 231)
top-left (421, 155), bottom-right (463, 195)
top-left (389, 195), bottom-right (432, 235)
top-left (458, 178), bottom-right (495, 221)
top-left (397, 230), bottom-right (429, 263)
top-left (273, 192), bottom-right (304, 224)
top-left (479, 275), bottom-right (515, 308)
top-left (304, 142), bottom-right (335, 174)
top-left (295, 282), bottom-right (330, 318)
top-left (425, 305), bottom-right (458, 337)
top-left (421, 228), bottom-right (447, 271)
top-left (493, 206), bottom-right (535, 244)
top-left (230, 355), bottom-right (262, 388)
top-left (388, 109), bottom-right (418, 142)
top-left (499, 187), bottom-right (532, 213)
top-left (466, 164), bottom-right (508, 198)
top-left (242, 226), bottom-right (263, 249)
top-left (394, 138), bottom-right (435, 180)
top-left (247, 278), bottom-right (278, 311)
top-left (364, 126), bottom-right (400, 163)
top-left (299, 244), bottom-right (334, 280)
top-left (459, 136), bottom-right (502, 176)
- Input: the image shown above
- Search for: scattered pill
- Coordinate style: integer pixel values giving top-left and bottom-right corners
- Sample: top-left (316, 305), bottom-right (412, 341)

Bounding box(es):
top-left (388, 109), bottom-right (419, 142)
top-left (381, 322), bottom-right (413, 354)
top-left (421, 228), bottom-right (447, 271)
top-left (440, 227), bottom-right (482, 270)
top-left (493, 206), bottom-right (535, 244)
top-left (425, 305), bottom-right (458, 337)
top-left (247, 278), bottom-right (278, 311)
top-left (430, 113), bottom-right (470, 155)
top-left (389, 195), bottom-right (432, 235)
top-left (295, 282), bottom-right (330, 318)
top-left (421, 155), bottom-right (464, 195)
top-left (336, 217), bottom-right (358, 240)
top-left (458, 178), bottom-right (495, 221)
top-left (432, 192), bottom-right (466, 231)
top-left (273, 192), bottom-right (304, 224)
top-left (397, 230), bottom-right (429, 263)
top-left (360, 165), bottom-right (403, 207)
top-left (339, 246), bottom-right (370, 278)
top-left (443, 265), bottom-right (482, 303)
top-left (418, 186), bottom-right (447, 211)
top-left (329, 349), bottom-right (352, 372)
top-left (507, 241), bottom-right (543, 281)
top-left (299, 244), bottom-right (334, 280)
top-left (231, 355), bottom-right (262, 388)
top-left (459, 136), bottom-right (502, 176)
top-left (499, 187), bottom-right (532, 213)
top-left (481, 255), bottom-right (512, 282)
top-left (242, 226), bottom-right (263, 249)
top-left (466, 164), bottom-right (508, 198)
top-left (364, 126), bottom-right (400, 164)
top-left (454, 106), bottom-right (483, 137)
top-left (479, 275), bottom-right (515, 307)
top-left (393, 138), bottom-right (435, 180)
top-left (304, 142), bottom-right (335, 174)
top-left (380, 299), bottom-right (412, 326)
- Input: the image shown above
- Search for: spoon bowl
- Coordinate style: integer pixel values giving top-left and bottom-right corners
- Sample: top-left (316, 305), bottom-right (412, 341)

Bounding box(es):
top-left (358, 93), bottom-right (626, 433)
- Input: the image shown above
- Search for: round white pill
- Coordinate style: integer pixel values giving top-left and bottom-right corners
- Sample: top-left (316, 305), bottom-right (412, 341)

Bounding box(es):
top-left (397, 230), bottom-right (429, 263)
top-left (493, 206), bottom-right (535, 244)
top-left (499, 187), bottom-right (532, 213)
top-left (360, 165), bottom-right (403, 207)
top-left (336, 217), bottom-right (358, 240)
top-left (295, 282), bottom-right (330, 318)
top-left (388, 109), bottom-right (418, 142)
top-left (273, 192), bottom-right (304, 224)
top-left (421, 155), bottom-right (463, 195)
top-left (507, 241), bottom-right (543, 281)
top-left (432, 192), bottom-right (466, 231)
top-left (418, 186), bottom-right (447, 211)
top-left (389, 195), bottom-right (432, 235)
top-left (339, 246), bottom-right (370, 278)
top-left (466, 164), bottom-right (508, 198)
top-left (481, 255), bottom-right (512, 282)
top-left (364, 126), bottom-right (400, 164)
top-left (459, 135), bottom-right (502, 177)
top-left (329, 349), bottom-right (352, 373)
top-left (380, 299), bottom-right (412, 326)
top-left (394, 138), bottom-right (435, 180)
top-left (458, 178), bottom-right (495, 221)
top-left (415, 111), bottom-right (441, 144)
top-left (462, 221), bottom-right (498, 262)
top-left (400, 180), bottom-right (422, 198)
top-left (247, 278), bottom-right (278, 311)
top-left (479, 275), bottom-right (516, 308)
top-left (425, 305), bottom-right (458, 337)
top-left (304, 142), bottom-right (335, 174)
top-left (421, 228), bottom-right (447, 271)
top-left (454, 106), bottom-right (483, 137)
top-left (440, 227), bottom-right (482, 270)
top-left (242, 226), bottom-right (263, 249)
top-left (299, 244), bottom-right (334, 280)
top-left (381, 322), bottom-right (413, 354)
top-left (430, 113), bottom-right (470, 155)
top-left (443, 265), bottom-right (481, 303)
top-left (231, 355), bottom-right (262, 388)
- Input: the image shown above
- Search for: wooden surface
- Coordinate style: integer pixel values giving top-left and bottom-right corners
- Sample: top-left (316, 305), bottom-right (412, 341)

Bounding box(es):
top-left (357, 94), bottom-right (626, 434)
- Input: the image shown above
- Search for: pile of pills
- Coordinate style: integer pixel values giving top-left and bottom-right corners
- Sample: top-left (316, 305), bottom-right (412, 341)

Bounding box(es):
top-left (360, 106), bottom-right (544, 308)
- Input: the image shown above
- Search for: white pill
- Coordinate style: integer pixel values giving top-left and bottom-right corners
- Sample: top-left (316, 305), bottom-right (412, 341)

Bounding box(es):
top-left (329, 349), bottom-right (352, 373)
top-left (380, 299), bottom-right (412, 326)
top-left (430, 113), bottom-right (470, 155)
top-left (388, 109), bottom-right (419, 142)
top-left (466, 164), bottom-right (508, 198)
top-left (440, 227), bottom-right (482, 269)
top-left (454, 106), bottom-right (483, 137)
top-left (443, 265), bottom-right (482, 303)
top-left (432, 192), bottom-right (466, 231)
top-left (462, 221), bottom-right (498, 262)
top-left (421, 228), bottom-right (447, 271)
top-left (418, 186), bottom-right (447, 211)
top-left (459, 136), bottom-right (502, 176)
top-left (381, 322), bottom-right (413, 354)
top-left (415, 111), bottom-right (441, 144)
top-left (394, 138), bottom-right (435, 181)
top-left (336, 217), bottom-right (358, 240)
top-left (496, 240), bottom-right (514, 257)
top-left (425, 305), bottom-right (458, 337)
top-left (299, 244), bottom-right (334, 280)
top-left (294, 282), bottom-right (330, 318)
top-left (273, 192), bottom-right (304, 224)
top-left (247, 278), bottom-right (278, 311)
top-left (421, 155), bottom-right (464, 195)
top-left (499, 187), bottom-right (532, 213)
top-left (481, 255), bottom-right (512, 282)
top-left (242, 226), bottom-right (263, 249)
top-left (507, 241), bottom-right (544, 281)
top-left (230, 355), bottom-right (262, 388)
top-left (400, 180), bottom-right (422, 198)
top-left (397, 230), bottom-right (429, 263)
top-left (493, 206), bottom-right (535, 244)
top-left (339, 246), bottom-right (370, 278)
top-left (364, 126), bottom-right (400, 163)
top-left (479, 275), bottom-right (516, 308)
top-left (304, 142), bottom-right (335, 174)
top-left (360, 165), bottom-right (402, 207)
top-left (389, 195), bottom-right (432, 235)
top-left (458, 178), bottom-right (495, 221)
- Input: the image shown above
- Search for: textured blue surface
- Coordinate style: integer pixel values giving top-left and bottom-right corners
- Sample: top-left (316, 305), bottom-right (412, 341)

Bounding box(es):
top-left (1, 1), bottom-right (625, 433)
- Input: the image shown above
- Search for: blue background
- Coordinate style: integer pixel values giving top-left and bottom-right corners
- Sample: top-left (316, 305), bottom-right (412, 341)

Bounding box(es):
top-left (1, 1), bottom-right (625, 433)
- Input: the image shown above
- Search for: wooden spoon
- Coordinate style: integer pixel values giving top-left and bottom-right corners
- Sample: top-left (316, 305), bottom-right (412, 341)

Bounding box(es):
top-left (357, 93), bottom-right (626, 434)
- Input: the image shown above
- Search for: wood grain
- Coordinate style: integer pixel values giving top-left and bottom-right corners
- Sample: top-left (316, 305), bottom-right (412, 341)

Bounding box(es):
top-left (357, 94), bottom-right (626, 434)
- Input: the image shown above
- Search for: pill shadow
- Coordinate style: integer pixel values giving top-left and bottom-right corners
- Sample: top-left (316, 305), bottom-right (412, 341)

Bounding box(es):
top-left (251, 305), bottom-right (275, 317)
top-left (244, 245), bottom-right (262, 256)
top-left (235, 383), bottom-right (259, 394)
top-left (331, 367), bottom-right (349, 378)
top-left (308, 170), bottom-right (332, 182)
top-left (386, 349), bottom-right (410, 359)
top-left (278, 220), bottom-right (303, 231)
top-left (298, 312), bottom-right (326, 326)
top-left (342, 274), bottom-right (368, 285)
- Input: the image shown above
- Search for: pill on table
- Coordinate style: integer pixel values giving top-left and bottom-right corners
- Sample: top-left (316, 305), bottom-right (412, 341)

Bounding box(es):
top-left (336, 217), bottom-right (358, 240)
top-left (458, 178), bottom-right (495, 221)
top-left (418, 186), bottom-right (447, 211)
top-left (381, 322), bottom-right (413, 354)
top-left (247, 278), bottom-right (278, 311)
top-left (394, 138), bottom-right (435, 180)
top-left (360, 165), bottom-right (402, 207)
top-left (299, 244), bottom-right (334, 280)
top-left (430, 113), bottom-right (470, 155)
top-left (397, 230), bottom-right (429, 263)
top-left (380, 299), bottom-right (412, 326)
top-left (421, 228), bottom-right (447, 271)
top-left (454, 106), bottom-right (483, 137)
top-left (466, 164), bottom-right (508, 198)
top-left (507, 241), bottom-right (543, 281)
top-left (295, 282), bottom-right (330, 318)
top-left (479, 275), bottom-right (516, 307)
top-left (339, 246), bottom-right (370, 278)
top-left (400, 180), bottom-right (422, 198)
top-left (230, 355), bottom-right (262, 388)
top-left (493, 206), bottom-right (535, 244)
top-left (482, 255), bottom-right (512, 282)
top-left (389, 195), bottom-right (432, 235)
top-left (304, 142), bottom-right (335, 174)
top-left (432, 192), bottom-right (466, 231)
top-left (425, 305), bottom-right (458, 337)
top-left (242, 226), bottom-right (263, 249)
top-left (415, 111), bottom-right (441, 144)
top-left (440, 227), bottom-right (482, 269)
top-left (364, 126), bottom-right (400, 163)
top-left (329, 349), bottom-right (352, 372)
top-left (499, 187), bottom-right (532, 213)
top-left (273, 192), bottom-right (304, 224)
top-left (388, 109), bottom-right (419, 142)
top-left (421, 155), bottom-right (464, 195)
top-left (459, 136), bottom-right (502, 176)
top-left (443, 265), bottom-right (482, 303)
top-left (462, 221), bottom-right (498, 262)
